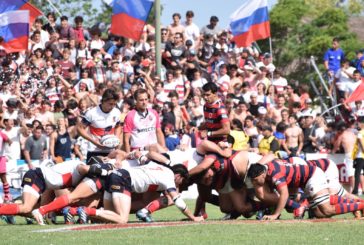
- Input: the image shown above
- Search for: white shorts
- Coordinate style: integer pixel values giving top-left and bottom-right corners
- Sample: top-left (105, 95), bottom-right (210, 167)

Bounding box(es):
top-left (344, 153), bottom-right (355, 177)
top-left (103, 191), bottom-right (128, 201)
top-left (325, 160), bottom-right (341, 191)
top-left (23, 185), bottom-right (40, 199)
top-left (82, 177), bottom-right (98, 193)
top-left (304, 168), bottom-right (329, 197)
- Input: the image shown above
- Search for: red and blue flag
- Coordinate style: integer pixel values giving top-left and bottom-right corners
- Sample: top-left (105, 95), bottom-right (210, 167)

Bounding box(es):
top-left (0, 0), bottom-right (42, 26)
top-left (0, 10), bottom-right (29, 53)
top-left (230, 0), bottom-right (270, 47)
top-left (110, 0), bottom-right (154, 41)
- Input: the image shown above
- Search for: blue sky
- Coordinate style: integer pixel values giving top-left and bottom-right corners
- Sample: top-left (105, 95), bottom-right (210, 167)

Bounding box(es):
top-left (93, 0), bottom-right (277, 28)
top-left (160, 0), bottom-right (277, 29)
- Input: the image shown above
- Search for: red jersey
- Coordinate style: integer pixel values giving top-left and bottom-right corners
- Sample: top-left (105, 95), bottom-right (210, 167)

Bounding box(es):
top-left (266, 160), bottom-right (316, 190)
top-left (203, 99), bottom-right (229, 143)
top-left (306, 159), bottom-right (330, 172)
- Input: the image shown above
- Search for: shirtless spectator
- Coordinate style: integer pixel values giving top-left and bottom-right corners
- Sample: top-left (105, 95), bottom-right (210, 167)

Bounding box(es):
top-left (282, 114), bottom-right (303, 157)
top-left (332, 121), bottom-right (356, 193)
top-left (269, 95), bottom-right (287, 123)
top-left (167, 13), bottom-right (185, 41)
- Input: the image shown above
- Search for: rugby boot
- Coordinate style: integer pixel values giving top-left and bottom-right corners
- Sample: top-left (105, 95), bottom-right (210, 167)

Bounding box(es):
top-left (77, 207), bottom-right (88, 224)
top-left (136, 209), bottom-right (153, 223)
top-left (62, 207), bottom-right (75, 225)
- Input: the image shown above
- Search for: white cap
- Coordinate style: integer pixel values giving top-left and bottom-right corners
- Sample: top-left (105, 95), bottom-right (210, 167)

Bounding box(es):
top-left (244, 65), bottom-right (254, 71)
top-left (258, 106), bottom-right (267, 115)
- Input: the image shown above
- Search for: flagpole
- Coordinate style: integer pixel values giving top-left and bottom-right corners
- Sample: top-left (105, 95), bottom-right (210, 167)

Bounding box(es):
top-left (155, 0), bottom-right (161, 77)
top-left (45, 0), bottom-right (63, 17)
top-left (269, 37), bottom-right (274, 81)
top-left (269, 37), bottom-right (273, 62)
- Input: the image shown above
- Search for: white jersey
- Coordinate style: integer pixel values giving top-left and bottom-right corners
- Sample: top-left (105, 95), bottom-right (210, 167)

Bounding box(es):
top-left (120, 148), bottom-right (203, 170)
top-left (82, 105), bottom-right (121, 151)
top-left (40, 160), bottom-right (85, 189)
top-left (125, 162), bottom-right (176, 193)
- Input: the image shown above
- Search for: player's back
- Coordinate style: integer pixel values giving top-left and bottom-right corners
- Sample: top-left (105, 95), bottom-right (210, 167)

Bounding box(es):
top-left (126, 162), bottom-right (176, 193)
top-left (41, 160), bottom-right (85, 189)
top-left (268, 160), bottom-right (316, 188)
top-left (306, 159), bottom-right (330, 172)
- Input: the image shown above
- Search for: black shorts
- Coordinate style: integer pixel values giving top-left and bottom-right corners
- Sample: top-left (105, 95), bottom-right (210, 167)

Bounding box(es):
top-left (21, 168), bottom-right (46, 194)
top-left (106, 169), bottom-right (132, 196)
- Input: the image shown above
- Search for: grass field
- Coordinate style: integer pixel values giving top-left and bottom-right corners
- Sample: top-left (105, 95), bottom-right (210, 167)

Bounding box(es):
top-left (1, 200), bottom-right (364, 245)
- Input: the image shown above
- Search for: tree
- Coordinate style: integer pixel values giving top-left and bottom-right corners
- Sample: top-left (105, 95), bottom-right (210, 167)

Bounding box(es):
top-left (260, 0), bottom-right (364, 84)
top-left (30, 0), bottom-right (100, 26)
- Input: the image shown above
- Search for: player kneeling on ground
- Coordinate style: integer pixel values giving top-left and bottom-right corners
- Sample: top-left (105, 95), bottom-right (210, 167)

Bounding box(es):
top-left (247, 162), bottom-right (364, 220)
top-left (0, 160), bottom-right (99, 221)
top-left (94, 163), bottom-right (204, 223)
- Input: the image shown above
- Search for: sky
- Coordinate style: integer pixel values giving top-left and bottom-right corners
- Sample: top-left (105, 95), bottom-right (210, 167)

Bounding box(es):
top-left (160, 0), bottom-right (277, 29)
top-left (93, 0), bottom-right (277, 28)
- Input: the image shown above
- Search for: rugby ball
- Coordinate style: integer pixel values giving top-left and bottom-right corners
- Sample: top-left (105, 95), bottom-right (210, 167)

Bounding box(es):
top-left (100, 135), bottom-right (120, 148)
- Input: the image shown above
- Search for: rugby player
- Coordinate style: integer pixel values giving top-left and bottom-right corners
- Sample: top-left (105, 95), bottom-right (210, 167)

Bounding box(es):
top-left (31, 157), bottom-right (116, 225)
top-left (77, 88), bottom-right (122, 161)
top-left (0, 160), bottom-right (98, 220)
top-left (247, 161), bottom-right (364, 220)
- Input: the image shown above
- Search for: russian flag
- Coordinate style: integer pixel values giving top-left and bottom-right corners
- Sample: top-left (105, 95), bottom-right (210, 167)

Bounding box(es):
top-left (230, 0), bottom-right (270, 47)
top-left (110, 0), bottom-right (154, 41)
top-left (0, 10), bottom-right (29, 53)
top-left (0, 0), bottom-right (42, 26)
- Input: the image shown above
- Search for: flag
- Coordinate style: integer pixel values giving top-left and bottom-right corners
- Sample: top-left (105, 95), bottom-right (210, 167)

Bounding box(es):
top-left (0, 0), bottom-right (43, 26)
top-left (111, 0), bottom-right (154, 41)
top-left (345, 78), bottom-right (364, 104)
top-left (230, 0), bottom-right (270, 47)
top-left (0, 10), bottom-right (29, 53)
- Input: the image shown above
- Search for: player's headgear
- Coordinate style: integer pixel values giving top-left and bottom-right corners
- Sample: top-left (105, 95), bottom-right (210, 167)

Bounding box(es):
top-left (247, 163), bottom-right (266, 178)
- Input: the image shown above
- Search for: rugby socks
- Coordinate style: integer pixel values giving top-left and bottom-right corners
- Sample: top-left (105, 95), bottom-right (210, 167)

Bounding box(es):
top-left (39, 195), bottom-right (70, 215)
top-left (285, 199), bottom-right (301, 210)
top-left (146, 196), bottom-right (169, 214)
top-left (330, 195), bottom-right (364, 205)
top-left (3, 183), bottom-right (10, 201)
top-left (82, 207), bottom-right (97, 216)
top-left (69, 207), bottom-right (78, 215)
top-left (335, 202), bottom-right (364, 215)
top-left (0, 203), bottom-right (19, 215)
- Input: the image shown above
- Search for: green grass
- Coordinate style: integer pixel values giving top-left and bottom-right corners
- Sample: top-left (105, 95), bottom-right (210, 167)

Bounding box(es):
top-left (1, 201), bottom-right (364, 245)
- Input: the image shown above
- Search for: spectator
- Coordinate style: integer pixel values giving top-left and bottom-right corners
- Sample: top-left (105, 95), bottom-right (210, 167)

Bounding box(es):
top-left (167, 13), bottom-right (185, 41)
top-left (23, 125), bottom-right (47, 169)
top-left (182, 11), bottom-right (200, 47)
top-left (229, 118), bottom-right (249, 151)
top-left (164, 123), bottom-right (180, 151)
top-left (324, 37), bottom-right (345, 74)
top-left (352, 116), bottom-right (364, 194)
top-left (200, 16), bottom-right (223, 38)
top-left (0, 129), bottom-right (12, 202)
top-left (258, 125), bottom-right (279, 156)
top-left (49, 118), bottom-right (74, 162)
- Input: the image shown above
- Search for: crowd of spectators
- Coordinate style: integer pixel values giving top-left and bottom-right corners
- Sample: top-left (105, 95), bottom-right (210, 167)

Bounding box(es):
top-left (0, 10), bottom-right (363, 175)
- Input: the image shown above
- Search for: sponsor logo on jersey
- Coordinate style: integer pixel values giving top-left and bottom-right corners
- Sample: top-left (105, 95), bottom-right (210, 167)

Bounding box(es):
top-left (111, 185), bottom-right (121, 190)
top-left (137, 127), bottom-right (156, 133)
top-left (24, 178), bottom-right (32, 182)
